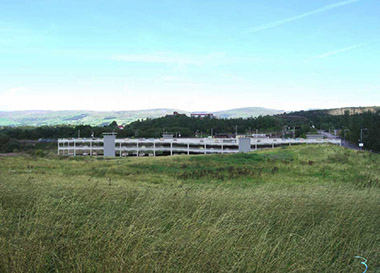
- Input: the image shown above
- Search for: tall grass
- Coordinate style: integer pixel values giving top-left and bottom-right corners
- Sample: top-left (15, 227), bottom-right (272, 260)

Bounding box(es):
top-left (0, 144), bottom-right (379, 272)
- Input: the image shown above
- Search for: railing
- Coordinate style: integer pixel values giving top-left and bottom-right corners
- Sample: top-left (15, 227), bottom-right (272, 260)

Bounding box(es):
top-left (58, 137), bottom-right (341, 157)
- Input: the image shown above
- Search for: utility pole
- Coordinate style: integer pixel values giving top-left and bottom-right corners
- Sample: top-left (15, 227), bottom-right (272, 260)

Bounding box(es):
top-left (235, 126), bottom-right (238, 138)
top-left (344, 129), bottom-right (349, 142)
top-left (359, 128), bottom-right (367, 149)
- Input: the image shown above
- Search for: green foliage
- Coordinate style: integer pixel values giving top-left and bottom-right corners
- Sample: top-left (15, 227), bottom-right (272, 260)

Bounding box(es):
top-left (1, 109), bottom-right (380, 153)
top-left (0, 108), bottom-right (283, 126)
top-left (121, 114), bottom-right (284, 138)
top-left (0, 133), bottom-right (10, 145)
top-left (0, 145), bottom-right (380, 272)
top-left (33, 149), bottom-right (47, 157)
top-left (285, 109), bottom-right (380, 151)
top-left (109, 120), bottom-right (118, 127)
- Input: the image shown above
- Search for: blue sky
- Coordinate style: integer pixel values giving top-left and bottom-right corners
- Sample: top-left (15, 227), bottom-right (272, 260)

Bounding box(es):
top-left (0, 0), bottom-right (379, 111)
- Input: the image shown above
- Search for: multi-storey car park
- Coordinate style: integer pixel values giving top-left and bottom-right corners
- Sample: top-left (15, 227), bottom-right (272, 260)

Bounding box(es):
top-left (58, 134), bottom-right (341, 157)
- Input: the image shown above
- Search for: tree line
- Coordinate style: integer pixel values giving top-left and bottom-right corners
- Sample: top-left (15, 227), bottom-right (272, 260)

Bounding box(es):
top-left (0, 110), bottom-right (379, 152)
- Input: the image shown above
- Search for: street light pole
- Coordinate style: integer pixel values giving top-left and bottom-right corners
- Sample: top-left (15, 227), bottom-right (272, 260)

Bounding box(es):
top-left (359, 128), bottom-right (368, 149)
top-left (343, 129), bottom-right (349, 142)
top-left (360, 128), bottom-right (367, 143)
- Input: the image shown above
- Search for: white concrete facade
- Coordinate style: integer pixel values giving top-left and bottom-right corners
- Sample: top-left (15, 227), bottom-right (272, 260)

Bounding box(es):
top-left (58, 137), bottom-right (341, 157)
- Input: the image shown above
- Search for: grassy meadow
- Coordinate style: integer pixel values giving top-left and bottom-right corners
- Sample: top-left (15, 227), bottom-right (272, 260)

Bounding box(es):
top-left (0, 144), bottom-right (380, 272)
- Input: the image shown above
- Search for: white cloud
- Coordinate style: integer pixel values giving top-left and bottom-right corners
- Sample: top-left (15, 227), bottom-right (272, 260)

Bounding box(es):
top-left (245, 0), bottom-right (362, 33)
top-left (1, 81), bottom-right (379, 113)
top-left (315, 43), bottom-right (370, 59)
top-left (110, 52), bottom-right (229, 75)
top-left (0, 87), bottom-right (28, 110)
top-left (112, 53), bottom-right (200, 65)
top-left (315, 42), bottom-right (371, 59)
top-left (111, 52), bottom-right (229, 66)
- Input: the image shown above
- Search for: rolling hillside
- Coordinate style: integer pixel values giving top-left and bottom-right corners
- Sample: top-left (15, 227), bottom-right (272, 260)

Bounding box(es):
top-left (0, 109), bottom-right (184, 127)
top-left (214, 107), bottom-right (284, 118)
top-left (326, 106), bottom-right (380, 115)
top-left (0, 107), bottom-right (283, 126)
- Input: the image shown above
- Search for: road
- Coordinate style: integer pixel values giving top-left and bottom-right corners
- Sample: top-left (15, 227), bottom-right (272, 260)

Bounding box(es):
top-left (319, 130), bottom-right (360, 150)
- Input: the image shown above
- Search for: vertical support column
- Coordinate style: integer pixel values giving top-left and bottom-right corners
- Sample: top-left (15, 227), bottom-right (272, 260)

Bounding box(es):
top-left (104, 135), bottom-right (116, 157)
top-left (136, 142), bottom-right (139, 157)
top-left (120, 142), bottom-right (122, 157)
top-left (74, 141), bottom-right (76, 156)
top-left (221, 144), bottom-right (224, 154)
top-left (170, 142), bottom-right (173, 156)
top-left (238, 138), bottom-right (251, 153)
top-left (187, 141), bottom-right (190, 155)
top-left (153, 141), bottom-right (156, 157)
top-left (204, 143), bottom-right (207, 154)
top-left (272, 142), bottom-right (274, 149)
top-left (90, 140), bottom-right (93, 156)
top-left (255, 143), bottom-right (257, 151)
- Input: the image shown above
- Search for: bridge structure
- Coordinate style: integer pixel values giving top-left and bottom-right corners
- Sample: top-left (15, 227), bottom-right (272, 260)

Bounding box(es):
top-left (57, 137), bottom-right (341, 157)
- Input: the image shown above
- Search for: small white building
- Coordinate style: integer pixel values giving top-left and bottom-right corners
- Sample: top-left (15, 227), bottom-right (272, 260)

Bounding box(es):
top-left (252, 134), bottom-right (269, 138)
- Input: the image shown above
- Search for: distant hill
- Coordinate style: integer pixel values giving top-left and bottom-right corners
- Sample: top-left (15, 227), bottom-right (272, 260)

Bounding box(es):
top-left (214, 107), bottom-right (284, 118)
top-left (325, 106), bottom-right (380, 116)
top-left (0, 109), bottom-right (184, 127)
top-left (0, 107), bottom-right (283, 126)
top-left (284, 106), bottom-right (380, 118)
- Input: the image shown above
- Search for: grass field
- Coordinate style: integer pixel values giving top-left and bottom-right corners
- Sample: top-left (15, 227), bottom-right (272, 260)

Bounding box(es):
top-left (1, 145), bottom-right (380, 272)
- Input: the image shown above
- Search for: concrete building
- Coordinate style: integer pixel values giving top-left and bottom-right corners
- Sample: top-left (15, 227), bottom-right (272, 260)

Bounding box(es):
top-left (191, 113), bottom-right (215, 119)
top-left (58, 136), bottom-right (341, 157)
top-left (306, 134), bottom-right (324, 140)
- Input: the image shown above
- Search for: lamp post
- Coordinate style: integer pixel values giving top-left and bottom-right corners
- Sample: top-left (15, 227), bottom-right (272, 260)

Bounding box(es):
top-left (359, 128), bottom-right (367, 149)
top-left (343, 129), bottom-right (349, 142)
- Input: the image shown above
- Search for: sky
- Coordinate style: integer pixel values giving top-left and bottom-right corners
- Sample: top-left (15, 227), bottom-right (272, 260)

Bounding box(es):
top-left (0, 0), bottom-right (379, 112)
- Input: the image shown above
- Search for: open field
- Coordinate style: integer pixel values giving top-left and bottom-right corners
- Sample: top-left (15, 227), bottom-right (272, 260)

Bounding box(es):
top-left (1, 145), bottom-right (380, 272)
